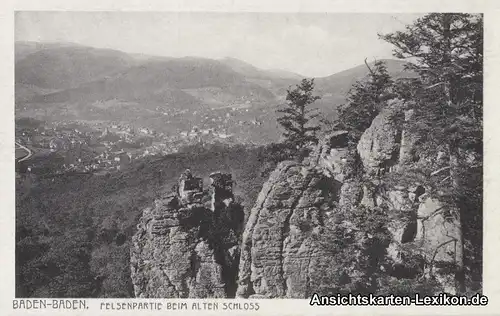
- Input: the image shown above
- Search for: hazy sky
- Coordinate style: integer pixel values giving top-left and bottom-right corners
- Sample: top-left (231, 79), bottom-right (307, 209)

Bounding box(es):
top-left (15, 12), bottom-right (424, 77)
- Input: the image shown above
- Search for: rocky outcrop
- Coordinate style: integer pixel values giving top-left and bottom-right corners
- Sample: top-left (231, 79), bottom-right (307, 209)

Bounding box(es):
top-left (237, 98), bottom-right (463, 297)
top-left (311, 130), bottom-right (357, 182)
top-left (130, 171), bottom-right (244, 298)
top-left (131, 98), bottom-right (464, 297)
top-left (356, 100), bottom-right (419, 174)
top-left (237, 132), bottom-right (354, 298)
top-left (356, 100), bottom-right (404, 176)
top-left (355, 99), bottom-right (463, 293)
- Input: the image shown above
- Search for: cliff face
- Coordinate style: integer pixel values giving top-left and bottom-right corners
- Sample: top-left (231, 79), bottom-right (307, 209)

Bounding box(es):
top-left (130, 171), bottom-right (244, 298)
top-left (236, 131), bottom-right (360, 298)
top-left (236, 161), bottom-right (338, 298)
top-left (236, 99), bottom-right (462, 297)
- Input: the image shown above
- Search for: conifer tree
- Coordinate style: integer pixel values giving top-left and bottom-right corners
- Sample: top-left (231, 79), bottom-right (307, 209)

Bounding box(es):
top-left (379, 13), bottom-right (482, 154)
top-left (277, 78), bottom-right (321, 152)
top-left (334, 59), bottom-right (394, 144)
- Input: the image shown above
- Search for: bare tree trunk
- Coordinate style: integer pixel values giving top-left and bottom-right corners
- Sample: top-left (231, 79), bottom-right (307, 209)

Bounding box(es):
top-left (442, 14), bottom-right (453, 107)
top-left (449, 145), bottom-right (465, 294)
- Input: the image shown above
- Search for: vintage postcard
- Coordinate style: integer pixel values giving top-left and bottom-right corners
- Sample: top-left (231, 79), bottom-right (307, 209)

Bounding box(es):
top-left (1, 0), bottom-right (499, 315)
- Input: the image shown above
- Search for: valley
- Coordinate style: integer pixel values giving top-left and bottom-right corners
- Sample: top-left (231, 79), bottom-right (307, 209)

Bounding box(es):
top-left (15, 42), bottom-right (411, 147)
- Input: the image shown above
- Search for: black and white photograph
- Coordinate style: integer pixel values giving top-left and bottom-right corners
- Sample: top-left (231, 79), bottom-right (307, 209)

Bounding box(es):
top-left (13, 11), bottom-right (483, 301)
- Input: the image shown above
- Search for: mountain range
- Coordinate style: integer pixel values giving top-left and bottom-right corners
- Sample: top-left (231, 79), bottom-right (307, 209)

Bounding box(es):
top-left (15, 41), bottom-right (412, 143)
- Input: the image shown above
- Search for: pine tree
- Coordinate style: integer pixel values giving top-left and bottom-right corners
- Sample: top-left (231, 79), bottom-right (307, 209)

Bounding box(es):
top-left (277, 78), bottom-right (321, 153)
top-left (334, 59), bottom-right (394, 144)
top-left (379, 13), bottom-right (482, 153)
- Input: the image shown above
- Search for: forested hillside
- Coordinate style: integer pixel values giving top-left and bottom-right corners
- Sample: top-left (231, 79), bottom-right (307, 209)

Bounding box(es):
top-left (15, 142), bottom-right (288, 297)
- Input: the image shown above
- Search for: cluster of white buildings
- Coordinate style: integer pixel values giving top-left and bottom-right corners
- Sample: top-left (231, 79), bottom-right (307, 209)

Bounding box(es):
top-left (179, 126), bottom-right (234, 141)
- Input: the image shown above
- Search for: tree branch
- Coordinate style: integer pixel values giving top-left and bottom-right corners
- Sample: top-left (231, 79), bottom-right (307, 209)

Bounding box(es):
top-left (440, 175), bottom-right (451, 184)
top-left (430, 166), bottom-right (451, 176)
top-left (429, 238), bottom-right (457, 276)
top-left (364, 58), bottom-right (376, 76)
top-left (425, 82), bottom-right (446, 90)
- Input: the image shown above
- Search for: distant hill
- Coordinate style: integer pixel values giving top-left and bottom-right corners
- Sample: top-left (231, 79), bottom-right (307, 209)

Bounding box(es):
top-left (15, 42), bottom-right (414, 143)
top-left (28, 58), bottom-right (277, 110)
top-left (218, 57), bottom-right (303, 97)
top-left (219, 57), bottom-right (271, 79)
top-left (15, 41), bottom-right (86, 63)
top-left (16, 44), bottom-right (136, 90)
top-left (15, 42), bottom-right (412, 108)
top-left (312, 59), bottom-right (414, 119)
top-left (16, 45), bottom-right (279, 110)
top-left (316, 59), bottom-right (411, 95)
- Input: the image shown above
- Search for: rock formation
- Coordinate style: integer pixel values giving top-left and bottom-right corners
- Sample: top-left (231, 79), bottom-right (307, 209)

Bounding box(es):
top-left (236, 99), bottom-right (463, 297)
top-left (131, 98), bottom-right (464, 298)
top-left (236, 131), bottom-right (358, 298)
top-left (236, 161), bottom-right (336, 298)
top-left (355, 101), bottom-right (462, 293)
top-left (130, 170), bottom-right (244, 298)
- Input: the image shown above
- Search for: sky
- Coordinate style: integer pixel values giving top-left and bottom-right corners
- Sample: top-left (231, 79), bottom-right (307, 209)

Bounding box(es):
top-left (15, 12), bottom-right (424, 77)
